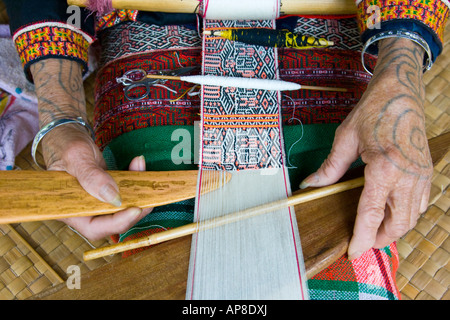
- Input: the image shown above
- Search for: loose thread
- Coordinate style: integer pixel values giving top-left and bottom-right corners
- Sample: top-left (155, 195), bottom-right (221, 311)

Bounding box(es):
top-left (200, 0), bottom-right (209, 18)
top-left (170, 85), bottom-right (200, 102)
top-left (87, 0), bottom-right (114, 16)
top-left (283, 94), bottom-right (304, 170)
top-left (69, 226), bottom-right (98, 250)
top-left (152, 83), bottom-right (178, 95)
top-left (174, 51), bottom-right (184, 69)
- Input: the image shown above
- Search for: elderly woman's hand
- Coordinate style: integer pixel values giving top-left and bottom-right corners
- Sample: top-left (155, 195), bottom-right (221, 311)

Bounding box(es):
top-left (31, 59), bottom-right (152, 241)
top-left (300, 38), bottom-right (433, 260)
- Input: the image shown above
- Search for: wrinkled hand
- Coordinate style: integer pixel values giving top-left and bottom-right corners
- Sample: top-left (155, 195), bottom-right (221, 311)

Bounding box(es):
top-left (300, 38), bottom-right (433, 260)
top-left (43, 124), bottom-right (152, 241)
top-left (30, 58), bottom-right (152, 242)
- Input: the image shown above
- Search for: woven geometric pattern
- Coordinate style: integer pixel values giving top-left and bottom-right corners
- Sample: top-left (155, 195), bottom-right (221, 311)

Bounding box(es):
top-left (0, 1), bottom-right (448, 299)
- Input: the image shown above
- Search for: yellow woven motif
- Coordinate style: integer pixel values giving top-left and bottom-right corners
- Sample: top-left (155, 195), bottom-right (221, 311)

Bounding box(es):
top-left (13, 24), bottom-right (92, 73)
top-left (357, 0), bottom-right (449, 44)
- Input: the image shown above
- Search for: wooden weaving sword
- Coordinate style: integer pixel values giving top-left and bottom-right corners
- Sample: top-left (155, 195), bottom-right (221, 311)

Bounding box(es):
top-left (0, 170), bottom-right (229, 224)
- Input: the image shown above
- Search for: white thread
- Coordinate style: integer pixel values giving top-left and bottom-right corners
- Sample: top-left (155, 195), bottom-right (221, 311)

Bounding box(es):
top-left (186, 170), bottom-right (309, 299)
top-left (180, 75), bottom-right (301, 91)
top-left (187, 17), bottom-right (308, 300)
top-left (68, 226), bottom-right (97, 250)
top-left (202, 0), bottom-right (280, 20)
top-left (152, 83), bottom-right (178, 94)
top-left (174, 51), bottom-right (184, 68)
top-left (283, 94), bottom-right (304, 169)
top-left (187, 85), bottom-right (201, 97)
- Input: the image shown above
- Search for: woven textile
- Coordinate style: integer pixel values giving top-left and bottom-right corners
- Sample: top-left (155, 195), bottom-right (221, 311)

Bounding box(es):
top-left (98, 21), bottom-right (201, 67)
top-left (12, 22), bottom-right (93, 80)
top-left (356, 0), bottom-right (449, 46)
top-left (94, 18), bottom-right (375, 152)
top-left (310, 243), bottom-right (400, 300)
top-left (97, 16), bottom-right (399, 300)
top-left (200, 19), bottom-right (283, 170)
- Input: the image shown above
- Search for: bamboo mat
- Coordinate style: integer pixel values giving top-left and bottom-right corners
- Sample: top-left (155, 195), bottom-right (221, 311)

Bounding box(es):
top-left (0, 2), bottom-right (448, 300)
top-left (395, 23), bottom-right (450, 300)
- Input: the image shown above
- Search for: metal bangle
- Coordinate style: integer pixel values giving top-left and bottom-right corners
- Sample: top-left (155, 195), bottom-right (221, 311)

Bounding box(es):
top-left (361, 30), bottom-right (433, 76)
top-left (31, 117), bottom-right (95, 170)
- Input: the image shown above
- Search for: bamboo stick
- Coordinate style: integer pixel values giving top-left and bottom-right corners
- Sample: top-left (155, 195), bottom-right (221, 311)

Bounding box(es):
top-left (83, 176), bottom-right (365, 261)
top-left (67, 0), bottom-right (357, 15)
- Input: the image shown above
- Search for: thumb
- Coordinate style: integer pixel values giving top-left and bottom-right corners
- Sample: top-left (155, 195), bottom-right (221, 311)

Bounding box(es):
top-left (300, 124), bottom-right (359, 189)
top-left (71, 164), bottom-right (122, 207)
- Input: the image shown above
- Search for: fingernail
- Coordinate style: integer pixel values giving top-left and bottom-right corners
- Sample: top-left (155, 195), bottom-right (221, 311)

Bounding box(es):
top-left (299, 173), bottom-right (318, 189)
top-left (138, 155), bottom-right (146, 171)
top-left (299, 180), bottom-right (310, 189)
top-left (99, 183), bottom-right (122, 207)
top-left (130, 207), bottom-right (142, 215)
top-left (348, 251), bottom-right (363, 261)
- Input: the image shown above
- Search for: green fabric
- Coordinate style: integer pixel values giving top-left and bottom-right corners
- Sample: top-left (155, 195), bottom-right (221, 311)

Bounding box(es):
top-left (105, 123), bottom-right (343, 240)
top-left (103, 123), bottom-right (362, 191)
top-left (104, 124), bottom-right (400, 301)
top-left (117, 198), bottom-right (195, 242)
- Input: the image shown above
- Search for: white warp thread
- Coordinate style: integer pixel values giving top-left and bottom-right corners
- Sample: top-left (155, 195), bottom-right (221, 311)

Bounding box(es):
top-left (186, 170), bottom-right (309, 300)
top-left (202, 0), bottom-right (281, 20)
top-left (180, 75), bottom-right (301, 91)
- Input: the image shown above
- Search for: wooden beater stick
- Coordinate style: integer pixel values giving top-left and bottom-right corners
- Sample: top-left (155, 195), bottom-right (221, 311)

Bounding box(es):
top-left (83, 176), bottom-right (365, 261)
top-left (0, 170), bottom-right (229, 224)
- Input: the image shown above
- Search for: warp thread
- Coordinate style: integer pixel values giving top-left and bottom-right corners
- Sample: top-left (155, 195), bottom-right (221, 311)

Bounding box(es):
top-left (186, 17), bottom-right (308, 300)
top-left (200, 0), bottom-right (280, 20)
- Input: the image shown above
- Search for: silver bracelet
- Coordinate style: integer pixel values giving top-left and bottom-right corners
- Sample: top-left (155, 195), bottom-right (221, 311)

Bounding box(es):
top-left (31, 117), bottom-right (95, 170)
top-left (361, 30), bottom-right (433, 76)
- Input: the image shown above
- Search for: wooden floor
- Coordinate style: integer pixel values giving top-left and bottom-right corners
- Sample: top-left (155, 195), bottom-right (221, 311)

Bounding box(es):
top-left (0, 1), bottom-right (448, 300)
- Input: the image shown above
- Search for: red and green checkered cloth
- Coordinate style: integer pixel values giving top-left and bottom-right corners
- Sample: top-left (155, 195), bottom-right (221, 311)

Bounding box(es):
top-left (112, 198), bottom-right (400, 300)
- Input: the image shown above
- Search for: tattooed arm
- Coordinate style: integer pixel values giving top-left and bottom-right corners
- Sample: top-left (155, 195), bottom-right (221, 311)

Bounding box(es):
top-left (30, 59), bottom-right (151, 241)
top-left (300, 38), bottom-right (433, 260)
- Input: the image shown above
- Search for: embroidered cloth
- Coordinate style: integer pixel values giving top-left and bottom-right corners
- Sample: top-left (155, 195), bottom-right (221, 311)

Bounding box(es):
top-left (99, 16), bottom-right (399, 300)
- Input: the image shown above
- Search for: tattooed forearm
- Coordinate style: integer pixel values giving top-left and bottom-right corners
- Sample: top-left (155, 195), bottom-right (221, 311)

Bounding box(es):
top-left (30, 59), bottom-right (89, 167)
top-left (372, 38), bottom-right (425, 100)
top-left (57, 59), bottom-right (85, 103)
top-left (30, 59), bottom-right (87, 127)
top-left (369, 38), bottom-right (432, 178)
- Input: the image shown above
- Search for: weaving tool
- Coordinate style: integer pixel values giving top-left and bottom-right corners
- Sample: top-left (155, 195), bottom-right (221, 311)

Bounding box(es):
top-left (83, 177), bottom-right (365, 261)
top-left (0, 170), bottom-right (229, 224)
top-left (127, 74), bottom-right (347, 93)
top-left (204, 28), bottom-right (335, 49)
